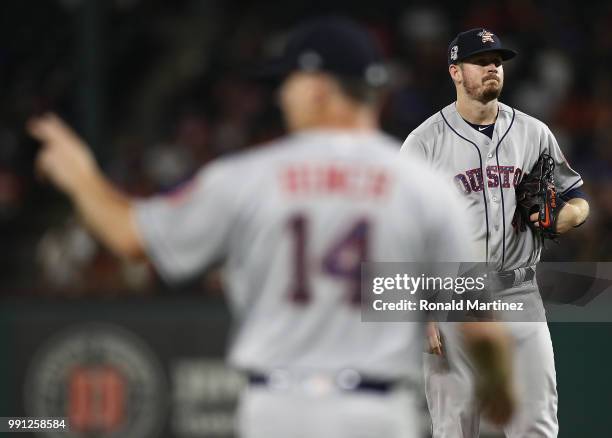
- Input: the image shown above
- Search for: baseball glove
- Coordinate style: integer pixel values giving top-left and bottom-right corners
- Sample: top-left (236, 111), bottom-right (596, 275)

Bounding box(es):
top-left (512, 154), bottom-right (565, 240)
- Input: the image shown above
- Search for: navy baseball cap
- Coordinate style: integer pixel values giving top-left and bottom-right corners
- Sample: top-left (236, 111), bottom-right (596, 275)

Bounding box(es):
top-left (258, 17), bottom-right (389, 87)
top-left (448, 28), bottom-right (517, 65)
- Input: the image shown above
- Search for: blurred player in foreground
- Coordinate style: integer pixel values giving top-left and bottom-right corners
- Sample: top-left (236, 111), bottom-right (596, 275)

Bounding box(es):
top-left (29, 17), bottom-right (514, 438)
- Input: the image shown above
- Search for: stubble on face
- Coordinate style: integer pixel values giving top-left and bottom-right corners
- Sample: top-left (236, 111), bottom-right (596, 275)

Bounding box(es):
top-left (460, 64), bottom-right (503, 104)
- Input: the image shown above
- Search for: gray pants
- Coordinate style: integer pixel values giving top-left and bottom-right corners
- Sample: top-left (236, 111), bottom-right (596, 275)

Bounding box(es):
top-left (237, 385), bottom-right (421, 438)
top-left (425, 280), bottom-right (559, 437)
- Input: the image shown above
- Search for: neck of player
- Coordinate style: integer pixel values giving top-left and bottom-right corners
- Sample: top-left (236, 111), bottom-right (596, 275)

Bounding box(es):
top-left (288, 97), bottom-right (379, 132)
top-left (456, 94), bottom-right (498, 126)
top-left (318, 105), bottom-right (378, 131)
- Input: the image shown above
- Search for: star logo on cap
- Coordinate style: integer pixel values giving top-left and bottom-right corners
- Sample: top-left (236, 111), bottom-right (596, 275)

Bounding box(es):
top-left (477, 29), bottom-right (495, 44)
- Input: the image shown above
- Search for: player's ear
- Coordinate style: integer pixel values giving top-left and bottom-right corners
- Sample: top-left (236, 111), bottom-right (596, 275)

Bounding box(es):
top-left (449, 64), bottom-right (462, 84)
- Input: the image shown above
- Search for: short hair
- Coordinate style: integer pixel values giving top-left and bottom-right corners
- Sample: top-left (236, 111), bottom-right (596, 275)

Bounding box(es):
top-left (335, 75), bottom-right (386, 107)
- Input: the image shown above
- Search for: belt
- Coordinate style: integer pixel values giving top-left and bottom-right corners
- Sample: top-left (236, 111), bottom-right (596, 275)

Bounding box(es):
top-left (488, 266), bottom-right (536, 289)
top-left (247, 372), bottom-right (398, 394)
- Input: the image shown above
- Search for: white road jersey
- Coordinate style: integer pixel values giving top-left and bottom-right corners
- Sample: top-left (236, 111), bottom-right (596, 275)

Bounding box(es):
top-left (401, 102), bottom-right (583, 271)
top-left (135, 130), bottom-right (474, 380)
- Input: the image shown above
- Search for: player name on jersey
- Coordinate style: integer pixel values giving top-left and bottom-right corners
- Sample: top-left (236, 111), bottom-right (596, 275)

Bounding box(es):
top-left (455, 165), bottom-right (523, 194)
top-left (280, 163), bottom-right (390, 198)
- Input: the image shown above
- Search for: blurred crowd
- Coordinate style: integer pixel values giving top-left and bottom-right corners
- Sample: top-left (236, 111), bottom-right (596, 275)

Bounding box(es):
top-left (1, 0), bottom-right (611, 296)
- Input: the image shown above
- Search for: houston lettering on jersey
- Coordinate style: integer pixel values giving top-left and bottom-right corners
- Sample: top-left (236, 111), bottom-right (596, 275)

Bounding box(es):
top-left (455, 165), bottom-right (523, 194)
top-left (280, 164), bottom-right (390, 199)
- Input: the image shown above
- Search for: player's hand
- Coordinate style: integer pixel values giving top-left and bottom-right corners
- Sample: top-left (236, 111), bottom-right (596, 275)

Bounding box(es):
top-left (530, 202), bottom-right (580, 234)
top-left (28, 113), bottom-right (99, 196)
top-left (426, 321), bottom-right (442, 355)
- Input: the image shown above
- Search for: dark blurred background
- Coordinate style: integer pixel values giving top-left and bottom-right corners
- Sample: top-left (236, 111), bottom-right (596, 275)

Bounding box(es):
top-left (1, 0), bottom-right (611, 294)
top-left (0, 1), bottom-right (611, 437)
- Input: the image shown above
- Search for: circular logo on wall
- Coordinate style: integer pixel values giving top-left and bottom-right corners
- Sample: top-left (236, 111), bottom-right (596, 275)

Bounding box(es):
top-left (24, 323), bottom-right (167, 438)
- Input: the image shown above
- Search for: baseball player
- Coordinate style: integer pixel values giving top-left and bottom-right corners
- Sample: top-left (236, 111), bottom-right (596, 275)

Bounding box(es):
top-left (29, 18), bottom-right (515, 438)
top-left (400, 28), bottom-right (590, 437)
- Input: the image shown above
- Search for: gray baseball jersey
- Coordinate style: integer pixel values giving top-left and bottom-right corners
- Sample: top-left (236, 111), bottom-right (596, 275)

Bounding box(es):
top-left (400, 102), bottom-right (583, 271)
top-left (403, 102), bottom-right (567, 437)
top-left (134, 130), bottom-right (473, 381)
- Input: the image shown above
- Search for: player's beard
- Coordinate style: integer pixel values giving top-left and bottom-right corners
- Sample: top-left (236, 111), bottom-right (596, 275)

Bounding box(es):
top-left (463, 75), bottom-right (503, 103)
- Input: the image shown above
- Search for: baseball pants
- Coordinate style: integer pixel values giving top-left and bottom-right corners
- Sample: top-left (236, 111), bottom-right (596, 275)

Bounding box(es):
top-left (425, 281), bottom-right (559, 437)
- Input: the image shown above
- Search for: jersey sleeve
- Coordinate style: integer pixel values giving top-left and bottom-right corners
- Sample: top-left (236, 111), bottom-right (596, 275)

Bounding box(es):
top-left (134, 160), bottom-right (237, 283)
top-left (541, 126), bottom-right (583, 196)
top-left (400, 132), bottom-right (429, 162)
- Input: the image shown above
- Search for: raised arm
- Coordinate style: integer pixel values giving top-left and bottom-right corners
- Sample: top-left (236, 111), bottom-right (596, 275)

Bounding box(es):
top-left (28, 114), bottom-right (146, 260)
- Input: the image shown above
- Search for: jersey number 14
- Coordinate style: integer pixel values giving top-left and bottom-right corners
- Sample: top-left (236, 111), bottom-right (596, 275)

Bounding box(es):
top-left (288, 214), bottom-right (369, 306)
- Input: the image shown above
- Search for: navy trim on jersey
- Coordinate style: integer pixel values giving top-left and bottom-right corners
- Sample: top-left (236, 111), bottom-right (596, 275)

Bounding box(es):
top-left (464, 120), bottom-right (495, 139)
top-left (494, 107), bottom-right (516, 271)
top-left (561, 187), bottom-right (586, 201)
top-left (439, 109), bottom-right (490, 264)
top-left (560, 180), bottom-right (583, 197)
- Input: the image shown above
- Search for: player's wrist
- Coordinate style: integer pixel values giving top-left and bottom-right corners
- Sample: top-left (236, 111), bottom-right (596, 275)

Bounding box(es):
top-left (69, 163), bottom-right (105, 201)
